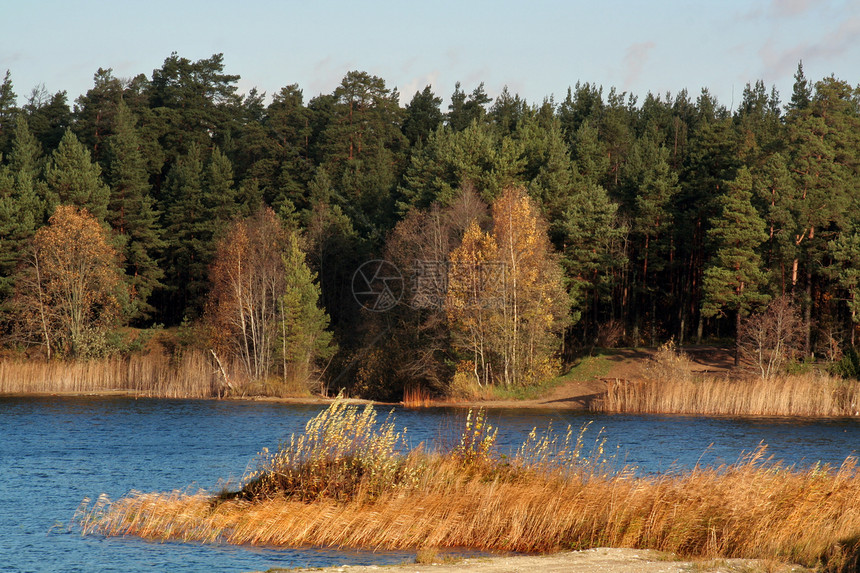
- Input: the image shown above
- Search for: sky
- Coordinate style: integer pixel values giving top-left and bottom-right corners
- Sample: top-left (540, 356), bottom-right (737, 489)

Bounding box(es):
top-left (2, 0), bottom-right (859, 112)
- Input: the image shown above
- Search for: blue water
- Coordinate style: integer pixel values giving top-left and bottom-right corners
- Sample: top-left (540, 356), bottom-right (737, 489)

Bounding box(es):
top-left (1, 397), bottom-right (858, 572)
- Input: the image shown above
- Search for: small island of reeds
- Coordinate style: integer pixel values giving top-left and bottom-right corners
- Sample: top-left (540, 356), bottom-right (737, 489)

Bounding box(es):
top-left (77, 400), bottom-right (860, 571)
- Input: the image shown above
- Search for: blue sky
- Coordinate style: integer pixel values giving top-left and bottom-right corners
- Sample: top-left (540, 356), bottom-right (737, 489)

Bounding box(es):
top-left (2, 0), bottom-right (859, 111)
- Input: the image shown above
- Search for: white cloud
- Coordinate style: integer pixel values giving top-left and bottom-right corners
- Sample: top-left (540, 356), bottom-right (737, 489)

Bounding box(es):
top-left (623, 41), bottom-right (656, 89)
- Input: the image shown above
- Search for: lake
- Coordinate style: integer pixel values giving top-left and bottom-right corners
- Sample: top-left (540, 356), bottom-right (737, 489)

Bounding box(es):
top-left (1, 396), bottom-right (858, 572)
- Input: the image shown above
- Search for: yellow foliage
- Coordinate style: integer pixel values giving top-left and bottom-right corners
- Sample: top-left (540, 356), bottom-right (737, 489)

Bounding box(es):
top-left (18, 205), bottom-right (125, 358)
top-left (446, 187), bottom-right (568, 389)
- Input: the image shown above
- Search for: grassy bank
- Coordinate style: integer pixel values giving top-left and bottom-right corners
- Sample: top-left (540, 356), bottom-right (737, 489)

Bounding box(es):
top-left (0, 350), bottom-right (221, 398)
top-left (78, 401), bottom-right (860, 571)
top-left (594, 345), bottom-right (860, 417)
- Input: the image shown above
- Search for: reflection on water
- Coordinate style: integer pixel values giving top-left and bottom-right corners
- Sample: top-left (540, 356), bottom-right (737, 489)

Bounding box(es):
top-left (1, 396), bottom-right (858, 572)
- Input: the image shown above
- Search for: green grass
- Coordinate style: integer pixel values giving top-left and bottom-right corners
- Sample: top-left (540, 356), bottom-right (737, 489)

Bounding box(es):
top-left (478, 352), bottom-right (614, 401)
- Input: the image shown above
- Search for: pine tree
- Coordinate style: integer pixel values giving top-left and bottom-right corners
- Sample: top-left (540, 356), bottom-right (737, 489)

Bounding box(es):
top-left (319, 71), bottom-right (406, 236)
top-left (279, 232), bottom-right (335, 386)
top-left (787, 61), bottom-right (812, 116)
top-left (44, 129), bottom-right (110, 220)
top-left (489, 86), bottom-right (527, 136)
top-left (9, 116), bottom-right (43, 183)
top-left (0, 70), bottom-right (18, 158)
top-left (623, 131), bottom-right (680, 344)
top-left (23, 87), bottom-right (71, 152)
top-left (160, 142), bottom-right (209, 319)
top-left (243, 85), bottom-right (312, 212)
top-left (447, 82), bottom-right (492, 131)
top-left (104, 101), bottom-right (165, 321)
top-left (205, 146), bottom-right (239, 223)
top-left (785, 76), bottom-right (859, 354)
top-left (73, 68), bottom-right (125, 164)
top-left (702, 167), bottom-right (770, 364)
top-left (0, 127), bottom-right (42, 313)
top-left (557, 182), bottom-right (625, 333)
top-left (402, 85), bottom-right (443, 146)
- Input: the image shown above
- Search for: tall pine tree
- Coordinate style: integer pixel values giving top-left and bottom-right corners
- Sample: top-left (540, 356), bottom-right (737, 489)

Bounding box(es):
top-left (105, 101), bottom-right (165, 321)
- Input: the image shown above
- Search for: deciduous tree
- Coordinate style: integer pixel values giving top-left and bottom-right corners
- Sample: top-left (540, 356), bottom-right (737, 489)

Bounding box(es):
top-left (208, 208), bottom-right (333, 389)
top-left (16, 205), bottom-right (125, 358)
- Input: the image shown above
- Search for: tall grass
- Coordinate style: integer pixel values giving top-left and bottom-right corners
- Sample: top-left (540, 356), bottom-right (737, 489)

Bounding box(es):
top-left (78, 401), bottom-right (860, 570)
top-left (595, 343), bottom-right (860, 416)
top-left (0, 350), bottom-right (221, 398)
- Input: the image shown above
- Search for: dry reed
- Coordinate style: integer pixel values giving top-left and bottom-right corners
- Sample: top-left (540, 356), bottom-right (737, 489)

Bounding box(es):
top-left (597, 372), bottom-right (860, 417)
top-left (595, 343), bottom-right (860, 417)
top-left (0, 349), bottom-right (222, 398)
top-left (77, 401), bottom-right (860, 570)
top-left (402, 384), bottom-right (433, 407)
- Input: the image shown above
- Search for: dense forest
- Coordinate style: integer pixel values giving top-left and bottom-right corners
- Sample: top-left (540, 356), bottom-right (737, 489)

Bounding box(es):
top-left (1, 53), bottom-right (859, 398)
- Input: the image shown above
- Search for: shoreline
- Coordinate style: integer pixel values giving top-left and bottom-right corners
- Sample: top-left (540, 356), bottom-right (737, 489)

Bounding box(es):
top-left (4, 388), bottom-right (860, 419)
top-left (274, 548), bottom-right (811, 573)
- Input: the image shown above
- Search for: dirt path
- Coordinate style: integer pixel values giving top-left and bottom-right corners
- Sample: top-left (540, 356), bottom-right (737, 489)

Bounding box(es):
top-left (278, 548), bottom-right (809, 573)
top-left (425, 346), bottom-right (736, 411)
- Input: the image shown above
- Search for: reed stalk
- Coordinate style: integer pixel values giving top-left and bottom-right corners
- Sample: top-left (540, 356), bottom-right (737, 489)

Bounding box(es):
top-left (0, 349), bottom-right (222, 398)
top-left (596, 372), bottom-right (860, 417)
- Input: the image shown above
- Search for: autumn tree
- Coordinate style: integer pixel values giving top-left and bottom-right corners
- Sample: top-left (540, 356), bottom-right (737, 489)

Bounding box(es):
top-left (737, 295), bottom-right (802, 379)
top-left (16, 205), bottom-right (125, 358)
top-left (447, 187), bottom-right (567, 388)
top-left (492, 186), bottom-right (568, 385)
top-left (447, 219), bottom-right (501, 387)
top-left (208, 207), bottom-right (332, 389)
top-left (380, 185), bottom-right (489, 392)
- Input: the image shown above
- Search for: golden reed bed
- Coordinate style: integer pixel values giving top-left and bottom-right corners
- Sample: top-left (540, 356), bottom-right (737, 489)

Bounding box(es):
top-left (77, 401), bottom-right (860, 571)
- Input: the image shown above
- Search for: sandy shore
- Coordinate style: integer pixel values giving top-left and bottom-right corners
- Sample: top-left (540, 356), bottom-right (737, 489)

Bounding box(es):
top-left (275, 548), bottom-right (811, 573)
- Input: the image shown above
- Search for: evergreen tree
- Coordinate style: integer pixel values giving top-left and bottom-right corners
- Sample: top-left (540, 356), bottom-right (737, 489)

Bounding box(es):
top-left (518, 115), bottom-right (575, 212)
top-left (571, 119), bottom-right (609, 187)
top-left (558, 82), bottom-right (604, 143)
top-left (205, 146), bottom-right (239, 223)
top-left (402, 85), bottom-right (443, 146)
top-left (0, 119), bottom-right (42, 314)
top-left (751, 152), bottom-right (797, 291)
top-left (787, 61), bottom-right (812, 116)
top-left (623, 131), bottom-right (680, 344)
top-left (489, 86), bottom-right (527, 135)
top-left (829, 228), bottom-right (860, 345)
top-left (160, 142), bottom-right (210, 319)
top-left (247, 84), bottom-right (312, 211)
top-left (0, 70), bottom-right (17, 158)
top-left (702, 167), bottom-right (770, 364)
top-left (785, 77), bottom-right (858, 354)
top-left (146, 52), bottom-right (241, 166)
top-left (9, 116), bottom-right (44, 192)
top-left (104, 101), bottom-right (165, 321)
top-left (399, 121), bottom-right (524, 210)
top-left (23, 87), bottom-right (70, 152)
top-left (557, 182), bottom-right (625, 340)
top-left (320, 71), bottom-right (406, 236)
top-left (44, 129), bottom-right (110, 220)
top-left (73, 68), bottom-right (125, 164)
top-left (447, 82), bottom-right (492, 131)
top-left (279, 232), bottom-right (335, 385)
